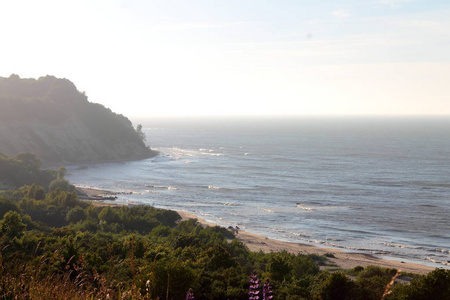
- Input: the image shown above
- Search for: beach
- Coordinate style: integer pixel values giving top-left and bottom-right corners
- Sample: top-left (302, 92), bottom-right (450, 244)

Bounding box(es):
top-left (77, 187), bottom-right (436, 275)
top-left (176, 211), bottom-right (436, 275)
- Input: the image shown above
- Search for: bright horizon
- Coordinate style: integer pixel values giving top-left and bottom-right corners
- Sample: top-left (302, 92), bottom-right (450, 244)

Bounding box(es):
top-left (1, 0), bottom-right (449, 118)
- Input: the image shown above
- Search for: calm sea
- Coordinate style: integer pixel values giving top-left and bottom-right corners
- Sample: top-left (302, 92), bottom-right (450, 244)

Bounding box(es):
top-left (67, 116), bottom-right (450, 268)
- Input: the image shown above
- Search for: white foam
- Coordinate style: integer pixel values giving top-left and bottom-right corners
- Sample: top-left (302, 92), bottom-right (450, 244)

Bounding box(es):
top-left (222, 202), bottom-right (239, 206)
top-left (208, 185), bottom-right (221, 189)
top-left (297, 204), bottom-right (315, 211)
top-left (258, 207), bottom-right (275, 213)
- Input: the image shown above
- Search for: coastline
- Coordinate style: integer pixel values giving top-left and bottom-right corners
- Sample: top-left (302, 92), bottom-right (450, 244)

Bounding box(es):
top-left (77, 187), bottom-right (436, 275)
top-left (176, 211), bottom-right (436, 275)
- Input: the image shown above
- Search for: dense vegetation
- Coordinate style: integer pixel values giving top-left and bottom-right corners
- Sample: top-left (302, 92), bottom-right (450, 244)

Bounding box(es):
top-left (0, 74), bottom-right (155, 165)
top-left (0, 152), bottom-right (57, 189)
top-left (0, 155), bottom-right (449, 299)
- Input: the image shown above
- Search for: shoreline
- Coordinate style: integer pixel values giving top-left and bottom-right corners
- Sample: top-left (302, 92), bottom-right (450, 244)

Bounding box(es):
top-left (77, 187), bottom-right (437, 275)
top-left (176, 211), bottom-right (436, 275)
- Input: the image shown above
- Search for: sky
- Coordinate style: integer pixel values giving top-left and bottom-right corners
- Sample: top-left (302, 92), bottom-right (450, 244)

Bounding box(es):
top-left (1, 0), bottom-right (449, 117)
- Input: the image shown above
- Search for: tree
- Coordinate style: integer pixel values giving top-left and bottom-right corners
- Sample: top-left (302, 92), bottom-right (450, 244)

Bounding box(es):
top-left (389, 269), bottom-right (450, 300)
top-left (0, 197), bottom-right (19, 219)
top-left (1, 211), bottom-right (26, 238)
top-left (268, 253), bottom-right (292, 282)
top-left (98, 206), bottom-right (120, 224)
top-left (15, 153), bottom-right (41, 171)
top-left (136, 124), bottom-right (146, 142)
top-left (66, 206), bottom-right (87, 223)
top-left (314, 272), bottom-right (356, 300)
top-left (49, 178), bottom-right (75, 192)
top-left (18, 184), bottom-right (45, 200)
top-left (57, 166), bottom-right (67, 179)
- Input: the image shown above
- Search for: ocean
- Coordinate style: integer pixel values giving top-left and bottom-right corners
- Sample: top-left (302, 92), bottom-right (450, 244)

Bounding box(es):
top-left (66, 116), bottom-right (450, 268)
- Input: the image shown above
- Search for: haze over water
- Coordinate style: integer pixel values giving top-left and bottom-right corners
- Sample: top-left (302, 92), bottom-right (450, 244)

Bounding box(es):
top-left (67, 116), bottom-right (450, 268)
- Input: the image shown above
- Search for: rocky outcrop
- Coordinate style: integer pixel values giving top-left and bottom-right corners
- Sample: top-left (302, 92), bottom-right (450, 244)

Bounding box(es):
top-left (0, 75), bottom-right (157, 166)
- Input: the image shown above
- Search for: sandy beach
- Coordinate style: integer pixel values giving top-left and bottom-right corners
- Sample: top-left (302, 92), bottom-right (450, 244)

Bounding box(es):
top-left (176, 211), bottom-right (437, 275)
top-left (77, 187), bottom-right (436, 275)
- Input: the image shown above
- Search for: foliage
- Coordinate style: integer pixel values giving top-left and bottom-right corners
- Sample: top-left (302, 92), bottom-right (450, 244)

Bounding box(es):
top-left (0, 167), bottom-right (449, 299)
top-left (0, 152), bottom-right (56, 188)
top-left (49, 178), bottom-right (76, 193)
top-left (387, 268), bottom-right (450, 300)
top-left (0, 210), bottom-right (26, 238)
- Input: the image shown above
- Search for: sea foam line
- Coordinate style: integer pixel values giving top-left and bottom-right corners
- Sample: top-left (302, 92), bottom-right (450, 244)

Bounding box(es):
top-left (258, 207), bottom-right (275, 213)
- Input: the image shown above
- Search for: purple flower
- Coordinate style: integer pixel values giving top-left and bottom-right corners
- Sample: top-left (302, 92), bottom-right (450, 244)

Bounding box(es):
top-left (249, 271), bottom-right (261, 300)
top-left (186, 288), bottom-right (195, 300)
top-left (262, 279), bottom-right (273, 300)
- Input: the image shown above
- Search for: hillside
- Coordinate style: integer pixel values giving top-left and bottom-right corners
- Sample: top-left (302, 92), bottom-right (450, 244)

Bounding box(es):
top-left (0, 75), bottom-right (157, 166)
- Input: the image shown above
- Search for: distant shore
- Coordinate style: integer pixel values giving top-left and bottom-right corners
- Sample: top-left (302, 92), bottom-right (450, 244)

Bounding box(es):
top-left (77, 187), bottom-right (436, 275)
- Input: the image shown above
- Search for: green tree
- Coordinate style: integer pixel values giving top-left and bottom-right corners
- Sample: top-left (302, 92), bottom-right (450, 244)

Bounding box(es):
top-left (268, 253), bottom-right (292, 282)
top-left (18, 184), bottom-right (45, 200)
top-left (314, 272), bottom-right (356, 300)
top-left (389, 269), bottom-right (450, 300)
top-left (66, 206), bottom-right (87, 223)
top-left (1, 211), bottom-right (27, 238)
top-left (98, 206), bottom-right (120, 224)
top-left (0, 197), bottom-right (20, 218)
top-left (49, 178), bottom-right (75, 192)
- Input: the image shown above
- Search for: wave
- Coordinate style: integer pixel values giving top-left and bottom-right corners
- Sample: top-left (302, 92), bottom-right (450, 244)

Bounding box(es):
top-left (145, 185), bottom-right (177, 191)
top-left (326, 238), bottom-right (344, 242)
top-left (296, 204), bottom-right (315, 211)
top-left (383, 242), bottom-right (433, 250)
top-left (208, 185), bottom-right (221, 190)
top-left (258, 207), bottom-right (275, 213)
top-left (431, 248), bottom-right (450, 255)
top-left (383, 242), bottom-right (450, 255)
top-left (424, 256), bottom-right (450, 266)
top-left (296, 203), bottom-right (347, 211)
top-left (198, 212), bottom-right (223, 221)
top-left (273, 228), bottom-right (311, 238)
top-left (159, 147), bottom-right (227, 158)
top-left (221, 202), bottom-right (240, 206)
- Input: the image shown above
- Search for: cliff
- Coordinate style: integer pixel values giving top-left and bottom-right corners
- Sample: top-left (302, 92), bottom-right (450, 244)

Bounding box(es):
top-left (0, 75), bottom-right (157, 166)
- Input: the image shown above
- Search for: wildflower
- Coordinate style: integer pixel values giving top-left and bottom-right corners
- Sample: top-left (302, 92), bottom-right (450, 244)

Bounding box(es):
top-left (249, 271), bottom-right (260, 300)
top-left (186, 288), bottom-right (195, 300)
top-left (262, 279), bottom-right (273, 300)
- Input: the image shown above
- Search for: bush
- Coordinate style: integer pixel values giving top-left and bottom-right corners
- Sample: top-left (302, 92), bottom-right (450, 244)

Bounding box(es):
top-left (1, 211), bottom-right (26, 238)
top-left (66, 206), bottom-right (87, 223)
top-left (48, 179), bottom-right (75, 193)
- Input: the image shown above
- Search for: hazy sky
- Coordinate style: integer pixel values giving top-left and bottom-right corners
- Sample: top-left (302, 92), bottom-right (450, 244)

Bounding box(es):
top-left (1, 0), bottom-right (449, 117)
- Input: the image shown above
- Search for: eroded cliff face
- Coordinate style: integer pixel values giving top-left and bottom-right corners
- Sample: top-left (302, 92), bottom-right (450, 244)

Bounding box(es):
top-left (0, 75), bottom-right (157, 166)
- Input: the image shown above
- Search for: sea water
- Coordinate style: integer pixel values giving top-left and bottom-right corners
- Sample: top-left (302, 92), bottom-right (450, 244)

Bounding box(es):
top-left (66, 116), bottom-right (450, 268)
